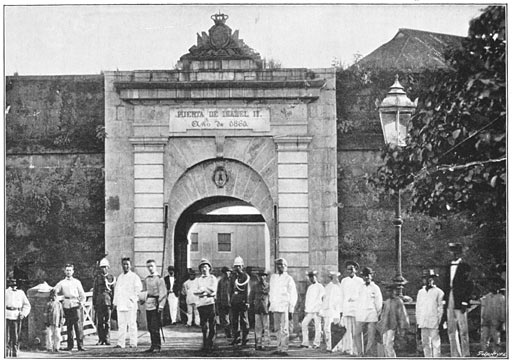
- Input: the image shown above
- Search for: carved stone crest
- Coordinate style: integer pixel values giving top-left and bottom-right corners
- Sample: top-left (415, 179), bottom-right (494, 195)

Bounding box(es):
top-left (209, 13), bottom-right (231, 49)
top-left (180, 13), bottom-right (262, 62)
top-left (213, 166), bottom-right (228, 188)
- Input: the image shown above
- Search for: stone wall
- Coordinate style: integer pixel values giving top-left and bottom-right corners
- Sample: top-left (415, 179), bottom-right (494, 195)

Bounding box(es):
top-left (6, 153), bottom-right (104, 291)
top-left (6, 71), bottom-right (497, 299)
top-left (105, 67), bottom-right (338, 290)
top-left (6, 75), bottom-right (105, 290)
top-left (6, 75), bottom-right (104, 153)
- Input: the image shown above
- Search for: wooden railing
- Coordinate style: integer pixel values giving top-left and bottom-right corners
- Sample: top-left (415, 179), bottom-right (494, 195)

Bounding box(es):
top-left (60, 291), bottom-right (97, 341)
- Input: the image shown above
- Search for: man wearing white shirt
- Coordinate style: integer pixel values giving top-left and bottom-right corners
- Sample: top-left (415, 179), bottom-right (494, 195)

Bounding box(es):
top-left (416, 269), bottom-right (444, 357)
top-left (54, 263), bottom-right (86, 352)
top-left (300, 270), bottom-right (325, 349)
top-left (6, 276), bottom-right (31, 357)
top-left (193, 258), bottom-right (218, 352)
top-left (182, 270), bottom-right (200, 327)
top-left (354, 267), bottom-right (382, 357)
top-left (334, 260), bottom-right (364, 355)
top-left (320, 271), bottom-right (342, 352)
top-left (269, 258), bottom-right (297, 356)
top-left (113, 257), bottom-right (142, 349)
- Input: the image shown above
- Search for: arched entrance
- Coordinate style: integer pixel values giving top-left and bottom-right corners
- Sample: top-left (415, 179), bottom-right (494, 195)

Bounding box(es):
top-left (173, 196), bottom-right (271, 278)
top-left (165, 158), bottom-right (276, 280)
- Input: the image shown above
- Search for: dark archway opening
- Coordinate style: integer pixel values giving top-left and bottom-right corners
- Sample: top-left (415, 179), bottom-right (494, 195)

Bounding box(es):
top-left (173, 196), bottom-right (268, 281)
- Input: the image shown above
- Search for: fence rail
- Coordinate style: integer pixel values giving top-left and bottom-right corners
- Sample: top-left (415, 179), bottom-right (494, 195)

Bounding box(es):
top-left (60, 291), bottom-right (96, 342)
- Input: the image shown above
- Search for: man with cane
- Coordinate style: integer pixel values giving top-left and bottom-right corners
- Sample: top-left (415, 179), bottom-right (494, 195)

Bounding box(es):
top-left (142, 259), bottom-right (167, 353)
top-left (6, 274), bottom-right (31, 357)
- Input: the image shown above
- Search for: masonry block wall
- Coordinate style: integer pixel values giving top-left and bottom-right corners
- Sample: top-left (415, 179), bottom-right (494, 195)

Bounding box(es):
top-left (104, 67), bottom-right (338, 293)
top-left (6, 75), bottom-right (105, 290)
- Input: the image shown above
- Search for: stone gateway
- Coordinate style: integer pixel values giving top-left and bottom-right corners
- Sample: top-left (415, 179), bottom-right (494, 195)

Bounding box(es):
top-left (105, 14), bottom-right (337, 296)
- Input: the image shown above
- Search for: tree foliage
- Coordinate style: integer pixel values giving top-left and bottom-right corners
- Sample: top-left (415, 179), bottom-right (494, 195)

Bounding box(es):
top-left (374, 6), bottom-right (506, 231)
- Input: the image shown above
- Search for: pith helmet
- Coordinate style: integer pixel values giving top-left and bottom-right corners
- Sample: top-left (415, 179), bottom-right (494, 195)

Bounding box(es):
top-left (99, 258), bottom-right (110, 267)
top-left (198, 258), bottom-right (212, 270)
top-left (233, 256), bottom-right (244, 267)
top-left (275, 258), bottom-right (288, 266)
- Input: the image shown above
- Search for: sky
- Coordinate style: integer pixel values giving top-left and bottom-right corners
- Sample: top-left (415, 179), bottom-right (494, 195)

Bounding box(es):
top-left (4, 3), bottom-right (486, 75)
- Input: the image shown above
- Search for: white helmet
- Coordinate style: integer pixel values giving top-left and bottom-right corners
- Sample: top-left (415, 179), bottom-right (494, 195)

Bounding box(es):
top-left (233, 256), bottom-right (244, 267)
top-left (99, 258), bottom-right (110, 267)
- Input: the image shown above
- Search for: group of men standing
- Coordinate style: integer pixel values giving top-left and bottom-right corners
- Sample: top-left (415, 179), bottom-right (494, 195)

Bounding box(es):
top-left (5, 241), bottom-right (501, 357)
top-left (299, 262), bottom-right (388, 356)
top-left (298, 242), bottom-right (478, 358)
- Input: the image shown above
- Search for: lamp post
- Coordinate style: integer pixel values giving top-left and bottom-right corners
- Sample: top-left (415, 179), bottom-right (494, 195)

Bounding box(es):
top-left (378, 75), bottom-right (416, 298)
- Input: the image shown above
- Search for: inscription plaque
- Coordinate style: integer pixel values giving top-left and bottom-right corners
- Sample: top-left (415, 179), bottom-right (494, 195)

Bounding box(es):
top-left (170, 107), bottom-right (270, 133)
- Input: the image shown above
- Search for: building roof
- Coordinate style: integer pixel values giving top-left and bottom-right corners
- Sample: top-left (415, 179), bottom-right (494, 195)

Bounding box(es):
top-left (356, 28), bottom-right (464, 71)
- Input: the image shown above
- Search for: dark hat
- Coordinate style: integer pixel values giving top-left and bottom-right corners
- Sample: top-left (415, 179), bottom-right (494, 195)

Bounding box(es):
top-left (345, 260), bottom-right (360, 269)
top-left (7, 271), bottom-right (16, 285)
top-left (361, 267), bottom-right (374, 276)
top-left (258, 270), bottom-right (270, 276)
top-left (448, 242), bottom-right (463, 251)
top-left (167, 266), bottom-right (175, 271)
top-left (188, 268), bottom-right (196, 275)
top-left (422, 269), bottom-right (439, 278)
top-left (221, 266), bottom-right (232, 274)
top-left (307, 270), bottom-right (318, 277)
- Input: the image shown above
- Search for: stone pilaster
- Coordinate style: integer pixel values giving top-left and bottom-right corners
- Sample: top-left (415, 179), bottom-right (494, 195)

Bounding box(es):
top-left (129, 136), bottom-right (167, 277)
top-left (275, 136), bottom-right (312, 285)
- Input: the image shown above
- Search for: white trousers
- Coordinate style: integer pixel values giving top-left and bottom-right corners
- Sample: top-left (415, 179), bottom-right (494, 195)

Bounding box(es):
top-left (421, 327), bottom-right (441, 357)
top-left (117, 308), bottom-right (138, 348)
top-left (323, 317), bottom-right (333, 351)
top-left (382, 329), bottom-right (396, 357)
top-left (186, 303), bottom-right (200, 326)
top-left (447, 291), bottom-right (470, 357)
top-left (301, 312), bottom-right (322, 347)
top-left (273, 311), bottom-right (289, 352)
top-left (167, 294), bottom-right (179, 323)
top-left (45, 326), bottom-right (61, 351)
top-left (333, 315), bottom-right (356, 354)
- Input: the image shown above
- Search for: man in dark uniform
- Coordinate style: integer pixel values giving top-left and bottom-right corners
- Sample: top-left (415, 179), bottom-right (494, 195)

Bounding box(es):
top-left (230, 256), bottom-right (251, 346)
top-left (164, 266), bottom-right (179, 325)
top-left (93, 258), bottom-right (116, 345)
top-left (445, 242), bottom-right (473, 357)
top-left (216, 266), bottom-right (233, 339)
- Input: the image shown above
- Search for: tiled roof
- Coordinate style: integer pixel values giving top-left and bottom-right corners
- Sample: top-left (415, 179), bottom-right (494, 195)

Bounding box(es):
top-left (356, 28), bottom-right (464, 71)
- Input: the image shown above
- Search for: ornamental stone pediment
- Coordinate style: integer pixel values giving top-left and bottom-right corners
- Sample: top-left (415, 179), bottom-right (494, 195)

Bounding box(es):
top-left (180, 13), bottom-right (261, 63)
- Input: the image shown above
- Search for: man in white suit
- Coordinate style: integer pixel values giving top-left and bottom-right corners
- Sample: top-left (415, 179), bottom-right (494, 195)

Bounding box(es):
top-left (113, 257), bottom-right (142, 349)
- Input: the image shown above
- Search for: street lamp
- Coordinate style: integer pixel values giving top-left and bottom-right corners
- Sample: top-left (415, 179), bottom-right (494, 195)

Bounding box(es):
top-left (378, 75), bottom-right (416, 298)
